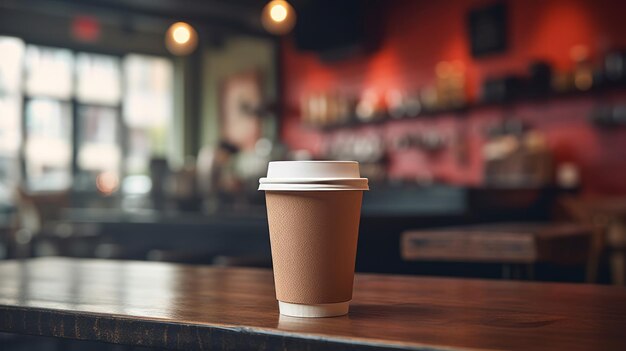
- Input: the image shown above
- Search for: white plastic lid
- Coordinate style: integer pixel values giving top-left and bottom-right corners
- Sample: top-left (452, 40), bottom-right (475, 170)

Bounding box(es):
top-left (258, 161), bottom-right (369, 191)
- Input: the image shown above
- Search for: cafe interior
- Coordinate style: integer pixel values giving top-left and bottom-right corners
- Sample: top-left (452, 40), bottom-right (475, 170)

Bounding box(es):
top-left (1, 0), bottom-right (626, 349)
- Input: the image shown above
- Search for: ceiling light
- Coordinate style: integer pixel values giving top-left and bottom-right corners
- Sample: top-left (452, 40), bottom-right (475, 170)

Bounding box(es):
top-left (165, 22), bottom-right (198, 56)
top-left (270, 3), bottom-right (288, 22)
top-left (262, 0), bottom-right (296, 35)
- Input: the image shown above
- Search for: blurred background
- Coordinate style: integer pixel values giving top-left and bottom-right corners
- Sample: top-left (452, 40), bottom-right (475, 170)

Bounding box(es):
top-left (1, 0), bottom-right (626, 288)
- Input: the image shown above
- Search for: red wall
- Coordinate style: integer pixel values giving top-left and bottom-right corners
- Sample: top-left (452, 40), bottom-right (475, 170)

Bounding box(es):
top-left (280, 0), bottom-right (626, 194)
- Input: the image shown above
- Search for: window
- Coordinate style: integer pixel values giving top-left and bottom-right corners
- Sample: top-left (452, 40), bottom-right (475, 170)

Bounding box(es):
top-left (0, 37), bottom-right (24, 186)
top-left (0, 35), bottom-right (175, 194)
top-left (0, 96), bottom-right (21, 156)
top-left (76, 53), bottom-right (122, 105)
top-left (25, 45), bottom-right (73, 99)
top-left (0, 36), bottom-right (24, 94)
top-left (123, 54), bottom-right (174, 174)
top-left (24, 99), bottom-right (73, 191)
top-left (22, 45), bottom-right (74, 191)
top-left (75, 53), bottom-right (123, 192)
top-left (77, 105), bottom-right (121, 173)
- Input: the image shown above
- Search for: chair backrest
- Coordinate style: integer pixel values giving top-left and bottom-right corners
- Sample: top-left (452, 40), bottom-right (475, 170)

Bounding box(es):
top-left (14, 187), bottom-right (69, 233)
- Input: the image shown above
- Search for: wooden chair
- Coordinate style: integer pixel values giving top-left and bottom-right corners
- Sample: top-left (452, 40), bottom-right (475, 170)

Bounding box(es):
top-left (556, 195), bottom-right (626, 285)
top-left (11, 187), bottom-right (69, 258)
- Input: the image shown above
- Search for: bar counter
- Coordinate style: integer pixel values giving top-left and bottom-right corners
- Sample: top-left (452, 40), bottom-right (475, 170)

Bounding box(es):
top-left (1, 258), bottom-right (625, 350)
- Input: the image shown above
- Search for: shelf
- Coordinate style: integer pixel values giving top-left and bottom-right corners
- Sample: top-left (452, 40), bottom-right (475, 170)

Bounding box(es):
top-left (304, 83), bottom-right (626, 131)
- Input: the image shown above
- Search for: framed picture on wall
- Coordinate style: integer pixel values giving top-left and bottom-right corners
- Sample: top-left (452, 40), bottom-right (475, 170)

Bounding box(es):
top-left (467, 3), bottom-right (508, 57)
top-left (219, 70), bottom-right (263, 151)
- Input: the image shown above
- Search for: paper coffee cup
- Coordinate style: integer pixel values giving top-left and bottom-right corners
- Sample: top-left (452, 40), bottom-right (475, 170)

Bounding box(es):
top-left (259, 161), bottom-right (368, 318)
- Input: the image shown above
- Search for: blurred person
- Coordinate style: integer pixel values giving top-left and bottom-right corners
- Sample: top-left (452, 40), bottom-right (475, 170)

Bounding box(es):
top-left (196, 141), bottom-right (241, 212)
top-left (149, 157), bottom-right (170, 210)
top-left (169, 156), bottom-right (201, 212)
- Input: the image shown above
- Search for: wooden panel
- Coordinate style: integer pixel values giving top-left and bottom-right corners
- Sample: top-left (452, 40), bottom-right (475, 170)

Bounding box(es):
top-left (402, 230), bottom-right (536, 263)
top-left (1, 258), bottom-right (626, 351)
top-left (401, 223), bottom-right (593, 264)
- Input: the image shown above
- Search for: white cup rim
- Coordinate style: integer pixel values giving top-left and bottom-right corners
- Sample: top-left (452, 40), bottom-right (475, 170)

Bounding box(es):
top-left (259, 161), bottom-right (368, 191)
top-left (258, 178), bottom-right (368, 191)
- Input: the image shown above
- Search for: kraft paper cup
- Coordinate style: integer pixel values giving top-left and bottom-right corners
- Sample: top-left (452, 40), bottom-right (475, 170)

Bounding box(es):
top-left (259, 161), bottom-right (368, 318)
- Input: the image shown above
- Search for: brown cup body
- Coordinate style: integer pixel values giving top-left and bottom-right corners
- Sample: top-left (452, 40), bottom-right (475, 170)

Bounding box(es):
top-left (265, 190), bottom-right (363, 304)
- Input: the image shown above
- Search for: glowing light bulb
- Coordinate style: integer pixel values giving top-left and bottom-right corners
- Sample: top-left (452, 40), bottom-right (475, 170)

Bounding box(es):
top-left (172, 25), bottom-right (190, 44)
top-left (270, 3), bottom-right (288, 22)
top-left (165, 22), bottom-right (198, 56)
top-left (262, 0), bottom-right (296, 35)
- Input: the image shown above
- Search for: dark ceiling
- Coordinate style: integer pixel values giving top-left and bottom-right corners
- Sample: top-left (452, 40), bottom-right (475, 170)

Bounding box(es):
top-left (0, 0), bottom-right (269, 36)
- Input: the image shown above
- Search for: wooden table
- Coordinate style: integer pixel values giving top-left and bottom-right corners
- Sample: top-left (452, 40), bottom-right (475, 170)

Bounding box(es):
top-left (1, 258), bottom-right (626, 351)
top-left (401, 222), bottom-right (593, 279)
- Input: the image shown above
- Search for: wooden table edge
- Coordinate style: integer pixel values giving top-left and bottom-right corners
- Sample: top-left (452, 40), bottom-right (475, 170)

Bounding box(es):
top-left (0, 304), bottom-right (477, 351)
